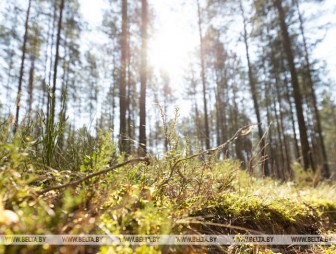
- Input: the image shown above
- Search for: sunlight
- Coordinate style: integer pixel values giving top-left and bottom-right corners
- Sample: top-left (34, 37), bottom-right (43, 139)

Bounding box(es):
top-left (149, 25), bottom-right (196, 78)
top-left (148, 2), bottom-right (198, 81)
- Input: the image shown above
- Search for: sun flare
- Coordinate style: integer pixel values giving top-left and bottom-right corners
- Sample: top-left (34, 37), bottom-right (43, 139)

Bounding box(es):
top-left (148, 4), bottom-right (198, 81)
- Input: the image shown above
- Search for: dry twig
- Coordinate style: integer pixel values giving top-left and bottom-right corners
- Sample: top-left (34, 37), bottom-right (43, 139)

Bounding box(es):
top-left (38, 157), bottom-right (150, 195)
top-left (159, 124), bottom-right (258, 188)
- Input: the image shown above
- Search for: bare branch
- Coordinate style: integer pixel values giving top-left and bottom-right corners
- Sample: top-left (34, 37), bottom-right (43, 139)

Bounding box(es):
top-left (159, 124), bottom-right (258, 187)
top-left (38, 157), bottom-right (150, 195)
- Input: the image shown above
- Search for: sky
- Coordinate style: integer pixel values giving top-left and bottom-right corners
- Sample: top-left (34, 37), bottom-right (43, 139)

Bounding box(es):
top-left (1, 0), bottom-right (334, 130)
top-left (304, 0), bottom-right (336, 81)
top-left (78, 0), bottom-right (336, 133)
top-left (80, 0), bottom-right (336, 83)
top-left (81, 0), bottom-right (199, 85)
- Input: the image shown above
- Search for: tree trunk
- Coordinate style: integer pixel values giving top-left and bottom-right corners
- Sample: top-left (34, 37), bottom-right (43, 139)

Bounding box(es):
top-left (46, 0), bottom-right (65, 166)
top-left (274, 0), bottom-right (312, 171)
top-left (264, 80), bottom-right (276, 177)
top-left (191, 76), bottom-right (202, 150)
top-left (40, 1), bottom-right (54, 113)
top-left (196, 0), bottom-right (210, 150)
top-left (50, 0), bottom-right (65, 128)
top-left (240, 0), bottom-right (269, 175)
top-left (47, 1), bottom-right (58, 121)
top-left (139, 0), bottom-right (148, 156)
top-left (295, 0), bottom-right (329, 178)
top-left (120, 0), bottom-right (128, 153)
top-left (267, 29), bottom-right (292, 178)
top-left (27, 53), bottom-right (35, 117)
top-left (281, 58), bottom-right (300, 161)
top-left (126, 34), bottom-right (133, 154)
top-left (14, 0), bottom-right (32, 133)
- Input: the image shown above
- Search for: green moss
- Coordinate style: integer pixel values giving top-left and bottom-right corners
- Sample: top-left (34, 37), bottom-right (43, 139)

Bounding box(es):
top-left (1, 126), bottom-right (336, 254)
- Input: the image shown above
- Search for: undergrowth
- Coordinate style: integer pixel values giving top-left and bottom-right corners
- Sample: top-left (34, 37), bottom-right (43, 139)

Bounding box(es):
top-left (0, 113), bottom-right (335, 254)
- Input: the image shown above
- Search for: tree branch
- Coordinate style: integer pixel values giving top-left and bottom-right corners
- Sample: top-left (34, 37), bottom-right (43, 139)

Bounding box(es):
top-left (159, 125), bottom-right (258, 187)
top-left (38, 157), bottom-right (150, 195)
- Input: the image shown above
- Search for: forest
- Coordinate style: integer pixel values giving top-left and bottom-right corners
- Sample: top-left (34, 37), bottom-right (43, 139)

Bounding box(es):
top-left (0, 0), bottom-right (336, 253)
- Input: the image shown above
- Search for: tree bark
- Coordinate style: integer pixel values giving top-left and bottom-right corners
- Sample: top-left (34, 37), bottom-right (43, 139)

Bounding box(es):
top-left (139, 0), bottom-right (148, 155)
top-left (196, 0), bottom-right (210, 150)
top-left (50, 0), bottom-right (65, 128)
top-left (46, 0), bottom-right (65, 166)
top-left (27, 52), bottom-right (35, 117)
top-left (120, 0), bottom-right (128, 153)
top-left (281, 58), bottom-right (300, 161)
top-left (240, 0), bottom-right (269, 175)
top-left (14, 0), bottom-right (32, 133)
top-left (295, 0), bottom-right (329, 177)
top-left (274, 0), bottom-right (312, 171)
top-left (47, 1), bottom-right (58, 121)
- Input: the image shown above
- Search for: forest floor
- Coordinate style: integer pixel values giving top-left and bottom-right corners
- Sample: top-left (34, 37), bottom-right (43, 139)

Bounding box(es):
top-left (1, 127), bottom-right (336, 254)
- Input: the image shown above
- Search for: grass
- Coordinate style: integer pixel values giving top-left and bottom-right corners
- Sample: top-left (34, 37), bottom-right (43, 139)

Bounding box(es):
top-left (0, 117), bottom-right (335, 253)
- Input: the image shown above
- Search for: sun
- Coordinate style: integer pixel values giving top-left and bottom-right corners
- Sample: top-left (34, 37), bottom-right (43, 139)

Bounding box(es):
top-left (149, 26), bottom-right (196, 78)
top-left (148, 3), bottom-right (198, 80)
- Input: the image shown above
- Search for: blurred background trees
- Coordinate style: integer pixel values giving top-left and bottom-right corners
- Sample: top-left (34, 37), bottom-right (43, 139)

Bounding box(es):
top-left (0, 0), bottom-right (335, 179)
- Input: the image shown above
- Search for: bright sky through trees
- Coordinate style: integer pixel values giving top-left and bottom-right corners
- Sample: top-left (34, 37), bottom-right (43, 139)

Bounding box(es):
top-left (148, 1), bottom-right (198, 82)
top-left (80, 0), bottom-right (336, 83)
top-left (1, 0), bottom-right (336, 177)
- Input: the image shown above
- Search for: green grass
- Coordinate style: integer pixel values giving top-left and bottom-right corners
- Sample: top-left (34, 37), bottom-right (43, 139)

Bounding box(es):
top-left (0, 123), bottom-right (335, 253)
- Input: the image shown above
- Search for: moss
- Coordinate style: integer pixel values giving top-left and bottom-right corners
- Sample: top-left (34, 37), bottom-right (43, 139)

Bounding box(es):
top-left (1, 127), bottom-right (335, 254)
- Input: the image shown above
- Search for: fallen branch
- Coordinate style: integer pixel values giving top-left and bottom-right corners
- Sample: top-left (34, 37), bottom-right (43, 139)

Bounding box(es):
top-left (176, 219), bottom-right (262, 234)
top-left (159, 124), bottom-right (258, 187)
top-left (38, 157), bottom-right (150, 195)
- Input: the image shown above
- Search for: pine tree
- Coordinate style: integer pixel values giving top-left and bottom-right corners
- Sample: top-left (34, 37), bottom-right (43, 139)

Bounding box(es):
top-left (139, 0), bottom-right (148, 155)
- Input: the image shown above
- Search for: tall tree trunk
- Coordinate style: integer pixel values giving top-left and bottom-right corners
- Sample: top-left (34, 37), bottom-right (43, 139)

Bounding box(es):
top-left (126, 38), bottom-right (133, 154)
top-left (272, 91), bottom-right (285, 179)
top-left (264, 78), bottom-right (276, 177)
top-left (274, 0), bottom-right (312, 171)
top-left (58, 44), bottom-right (69, 152)
top-left (14, 0), bottom-right (32, 133)
top-left (27, 53), bottom-right (35, 117)
top-left (215, 86), bottom-right (221, 148)
top-left (191, 77), bottom-right (202, 150)
top-left (110, 54), bottom-right (118, 131)
top-left (120, 0), bottom-right (128, 153)
top-left (214, 64), bottom-right (228, 157)
top-left (50, 0), bottom-right (65, 128)
top-left (47, 1), bottom-right (58, 121)
top-left (46, 0), bottom-right (65, 166)
top-left (281, 58), bottom-right (300, 161)
top-left (267, 29), bottom-right (292, 178)
top-left (274, 75), bottom-right (292, 178)
top-left (240, 0), bottom-right (269, 175)
top-left (231, 87), bottom-right (246, 167)
top-left (295, 0), bottom-right (329, 178)
top-left (139, 0), bottom-right (148, 155)
top-left (196, 0), bottom-right (210, 150)
top-left (41, 1), bottom-right (54, 113)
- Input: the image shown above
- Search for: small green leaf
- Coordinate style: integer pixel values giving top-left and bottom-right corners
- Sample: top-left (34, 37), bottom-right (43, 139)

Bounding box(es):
top-left (80, 164), bottom-right (87, 171)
